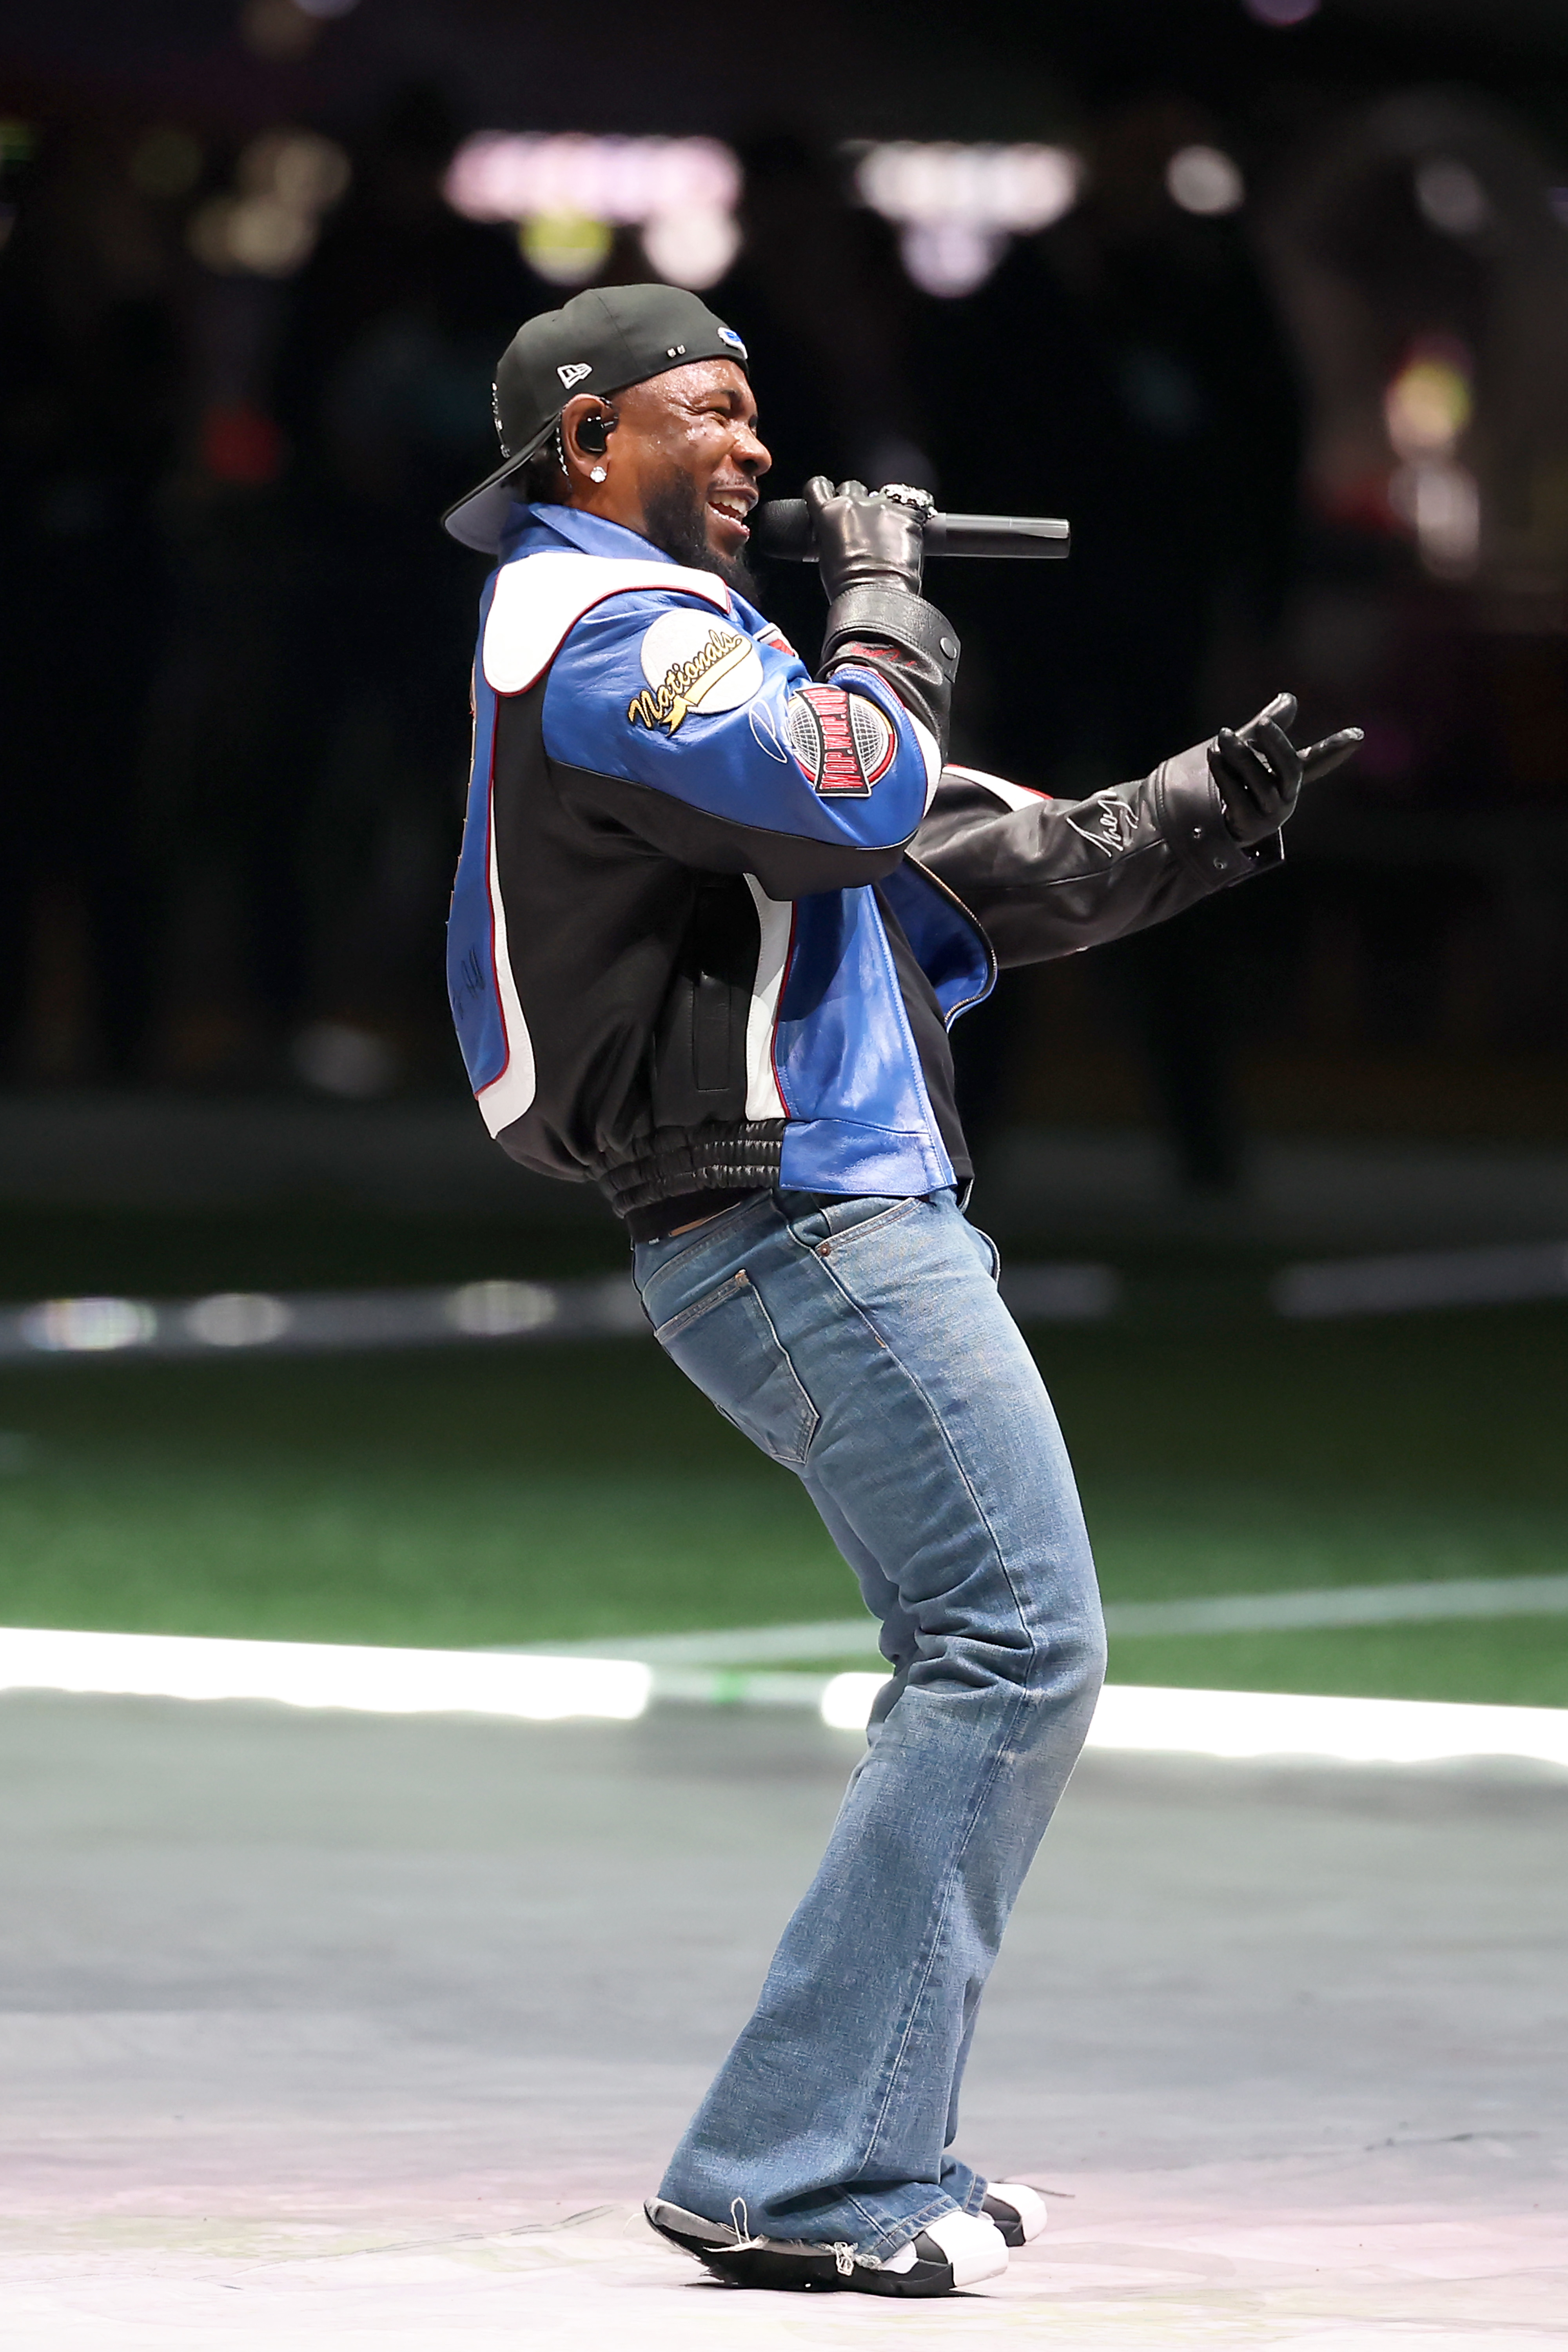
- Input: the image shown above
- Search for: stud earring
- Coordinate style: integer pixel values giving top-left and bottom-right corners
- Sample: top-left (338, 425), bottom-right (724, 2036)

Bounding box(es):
top-left (589, 463), bottom-right (607, 483)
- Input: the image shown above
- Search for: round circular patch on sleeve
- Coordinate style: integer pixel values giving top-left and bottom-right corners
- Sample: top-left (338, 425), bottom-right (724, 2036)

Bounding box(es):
top-left (784, 685), bottom-right (896, 795)
top-left (628, 609), bottom-right (764, 734)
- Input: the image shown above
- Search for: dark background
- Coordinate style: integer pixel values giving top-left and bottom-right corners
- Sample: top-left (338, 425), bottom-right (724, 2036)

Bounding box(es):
top-left (1, 0), bottom-right (1566, 1701)
top-left (4, 0), bottom-right (1568, 1180)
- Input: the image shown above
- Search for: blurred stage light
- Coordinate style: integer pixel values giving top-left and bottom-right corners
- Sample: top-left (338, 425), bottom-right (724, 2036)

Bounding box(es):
top-left (190, 192), bottom-right (315, 276)
top-left (189, 129), bottom-right (350, 278)
top-left (0, 1628), bottom-right (653, 1723)
top-left (447, 1281), bottom-right (557, 1338)
top-left (291, 1020), bottom-right (399, 1096)
top-left (20, 1299), bottom-right (157, 1354)
top-left (184, 1294), bottom-right (293, 1348)
top-left (898, 224), bottom-right (1003, 300)
top-left (1166, 145), bottom-right (1245, 216)
top-left (854, 142), bottom-right (1080, 232)
top-left (1242, 0), bottom-right (1319, 22)
top-left (520, 210), bottom-right (614, 285)
top-left (852, 142), bottom-right (1080, 297)
top-left (1415, 158), bottom-right (1489, 237)
top-left (238, 0), bottom-right (320, 61)
top-left (1384, 342), bottom-right (1479, 577)
top-left (447, 133), bottom-right (740, 223)
top-left (641, 205), bottom-right (740, 291)
top-left (241, 127), bottom-right (352, 213)
top-left (1390, 459), bottom-right (1481, 577)
top-left (445, 134), bottom-right (742, 289)
top-left (1385, 344), bottom-right (1473, 457)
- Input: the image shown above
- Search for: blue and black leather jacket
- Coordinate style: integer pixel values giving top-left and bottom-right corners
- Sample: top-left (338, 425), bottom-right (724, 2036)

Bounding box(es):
top-left (448, 503), bottom-right (1276, 1234)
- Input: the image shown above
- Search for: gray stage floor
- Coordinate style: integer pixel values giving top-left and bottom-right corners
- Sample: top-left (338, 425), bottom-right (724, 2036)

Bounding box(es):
top-left (1, 1692), bottom-right (1563, 2347)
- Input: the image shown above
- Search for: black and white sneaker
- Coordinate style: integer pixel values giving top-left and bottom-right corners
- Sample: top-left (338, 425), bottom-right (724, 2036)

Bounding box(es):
top-left (645, 2197), bottom-right (1008, 2297)
top-left (980, 2180), bottom-right (1049, 2247)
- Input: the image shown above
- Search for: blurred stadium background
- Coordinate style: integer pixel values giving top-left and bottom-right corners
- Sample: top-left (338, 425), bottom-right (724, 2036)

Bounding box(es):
top-left (2, 0), bottom-right (1567, 1710)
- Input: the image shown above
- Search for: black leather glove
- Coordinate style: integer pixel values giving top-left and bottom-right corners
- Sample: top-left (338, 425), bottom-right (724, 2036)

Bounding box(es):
top-left (1209, 693), bottom-right (1363, 846)
top-left (804, 477), bottom-right (957, 754)
top-left (803, 476), bottom-right (927, 601)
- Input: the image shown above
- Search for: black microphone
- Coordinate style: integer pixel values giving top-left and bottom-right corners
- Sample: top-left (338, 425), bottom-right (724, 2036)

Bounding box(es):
top-left (752, 502), bottom-right (1071, 561)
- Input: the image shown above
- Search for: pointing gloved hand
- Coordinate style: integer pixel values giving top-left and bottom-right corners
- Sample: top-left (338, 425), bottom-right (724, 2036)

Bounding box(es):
top-left (1209, 693), bottom-right (1363, 846)
top-left (803, 476), bottom-right (928, 602)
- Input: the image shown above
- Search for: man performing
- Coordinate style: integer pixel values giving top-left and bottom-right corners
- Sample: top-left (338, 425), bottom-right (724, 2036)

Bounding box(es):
top-left (442, 284), bottom-right (1360, 2300)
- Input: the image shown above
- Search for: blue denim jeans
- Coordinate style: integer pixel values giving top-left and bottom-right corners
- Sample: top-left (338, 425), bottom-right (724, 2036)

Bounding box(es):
top-left (632, 1186), bottom-right (1106, 2261)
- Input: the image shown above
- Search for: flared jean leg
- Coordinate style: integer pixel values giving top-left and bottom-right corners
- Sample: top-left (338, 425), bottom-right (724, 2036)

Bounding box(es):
top-left (634, 1187), bottom-right (1106, 2260)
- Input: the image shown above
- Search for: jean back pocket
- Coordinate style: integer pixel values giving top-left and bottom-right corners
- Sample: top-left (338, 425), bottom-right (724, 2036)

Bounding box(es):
top-left (653, 1269), bottom-right (818, 1467)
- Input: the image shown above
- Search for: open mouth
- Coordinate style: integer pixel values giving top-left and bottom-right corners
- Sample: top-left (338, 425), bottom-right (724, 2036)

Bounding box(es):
top-left (706, 488), bottom-right (755, 536)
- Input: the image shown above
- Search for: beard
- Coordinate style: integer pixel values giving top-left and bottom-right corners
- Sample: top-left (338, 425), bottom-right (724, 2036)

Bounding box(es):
top-left (641, 464), bottom-right (757, 597)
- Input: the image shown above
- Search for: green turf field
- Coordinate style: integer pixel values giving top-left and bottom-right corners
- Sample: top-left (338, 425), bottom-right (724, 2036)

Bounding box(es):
top-left (1, 1261), bottom-right (1564, 1705)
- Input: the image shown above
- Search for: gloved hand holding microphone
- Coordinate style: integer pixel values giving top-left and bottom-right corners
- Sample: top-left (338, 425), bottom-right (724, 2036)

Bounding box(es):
top-left (801, 475), bottom-right (933, 599)
top-left (800, 476), bottom-right (960, 755)
top-left (792, 478), bottom-right (1364, 834)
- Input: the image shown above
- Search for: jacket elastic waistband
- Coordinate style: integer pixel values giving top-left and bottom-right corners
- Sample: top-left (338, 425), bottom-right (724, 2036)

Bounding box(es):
top-left (598, 1120), bottom-right (787, 1220)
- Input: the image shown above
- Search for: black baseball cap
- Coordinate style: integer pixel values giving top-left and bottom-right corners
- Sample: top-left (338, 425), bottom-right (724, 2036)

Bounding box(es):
top-left (441, 283), bottom-right (751, 553)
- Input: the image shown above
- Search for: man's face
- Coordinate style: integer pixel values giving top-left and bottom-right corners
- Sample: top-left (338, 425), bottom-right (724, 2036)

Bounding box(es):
top-left (574, 359), bottom-right (770, 589)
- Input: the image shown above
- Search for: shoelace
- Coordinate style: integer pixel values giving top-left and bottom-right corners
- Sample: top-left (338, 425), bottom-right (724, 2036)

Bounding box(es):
top-left (727, 2198), bottom-right (763, 2252)
top-left (726, 2199), bottom-right (862, 2278)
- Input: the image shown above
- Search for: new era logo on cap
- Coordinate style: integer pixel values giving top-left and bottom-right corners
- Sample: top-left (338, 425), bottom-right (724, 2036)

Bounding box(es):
top-left (445, 287), bottom-right (753, 553)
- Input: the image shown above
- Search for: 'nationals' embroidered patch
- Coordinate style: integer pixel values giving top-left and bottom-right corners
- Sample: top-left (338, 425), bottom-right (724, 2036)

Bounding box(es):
top-left (628, 609), bottom-right (762, 735)
top-left (785, 686), bottom-right (896, 796)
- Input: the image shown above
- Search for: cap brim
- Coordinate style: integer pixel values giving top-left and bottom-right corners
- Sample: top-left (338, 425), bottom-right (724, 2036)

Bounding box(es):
top-left (441, 418), bottom-right (556, 552)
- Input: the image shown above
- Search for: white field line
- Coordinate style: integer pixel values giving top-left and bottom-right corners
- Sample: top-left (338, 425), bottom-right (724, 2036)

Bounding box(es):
top-left (1, 1625), bottom-right (1565, 1769)
top-left (1084, 1682), bottom-right (1568, 1767)
top-left (3, 1240), bottom-right (1566, 1367)
top-left (0, 1277), bottom-right (647, 1361)
top-left (525, 1573), bottom-right (1568, 1666)
top-left (0, 1261), bottom-right (1117, 1367)
top-left (0, 1628), bottom-right (649, 1722)
top-left (526, 1620), bottom-right (889, 1664)
top-left (1106, 1572), bottom-right (1568, 1636)
top-left (817, 1672), bottom-right (1568, 1760)
top-left (3, 1240), bottom-right (1565, 1369)
top-left (1274, 1239), bottom-right (1568, 1318)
